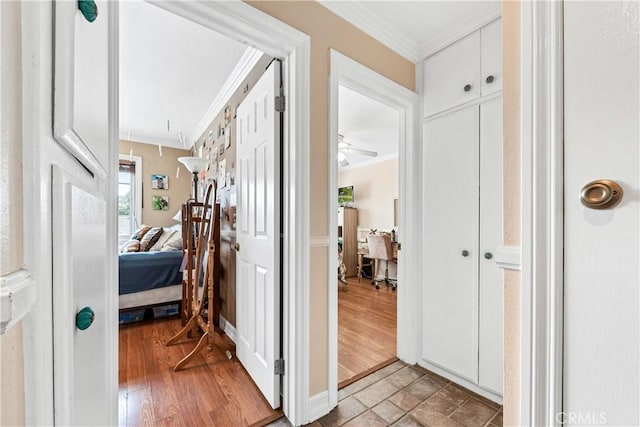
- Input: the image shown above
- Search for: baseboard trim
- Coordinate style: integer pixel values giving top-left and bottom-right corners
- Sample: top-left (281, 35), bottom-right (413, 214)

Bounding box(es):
top-left (308, 391), bottom-right (331, 423)
top-left (418, 359), bottom-right (503, 405)
top-left (219, 315), bottom-right (237, 344)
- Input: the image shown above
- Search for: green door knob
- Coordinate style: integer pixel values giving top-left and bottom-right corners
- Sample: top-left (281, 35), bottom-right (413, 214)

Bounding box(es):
top-left (76, 306), bottom-right (95, 331)
top-left (78, 0), bottom-right (98, 23)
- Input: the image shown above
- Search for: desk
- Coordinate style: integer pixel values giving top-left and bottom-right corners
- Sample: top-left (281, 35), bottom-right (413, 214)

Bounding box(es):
top-left (357, 242), bottom-right (398, 282)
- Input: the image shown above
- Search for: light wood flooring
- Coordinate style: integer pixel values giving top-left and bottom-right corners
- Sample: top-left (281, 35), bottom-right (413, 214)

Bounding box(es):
top-left (118, 317), bottom-right (281, 426)
top-left (338, 277), bottom-right (397, 386)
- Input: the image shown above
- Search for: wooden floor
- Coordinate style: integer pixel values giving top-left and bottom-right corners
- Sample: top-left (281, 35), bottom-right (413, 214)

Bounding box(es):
top-left (338, 277), bottom-right (397, 386)
top-left (118, 317), bottom-right (281, 427)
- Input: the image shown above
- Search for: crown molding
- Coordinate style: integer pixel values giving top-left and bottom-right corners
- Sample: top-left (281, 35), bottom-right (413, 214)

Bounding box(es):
top-left (420, 4), bottom-right (501, 59)
top-left (318, 1), bottom-right (500, 64)
top-left (187, 46), bottom-right (264, 148)
top-left (317, 1), bottom-right (421, 63)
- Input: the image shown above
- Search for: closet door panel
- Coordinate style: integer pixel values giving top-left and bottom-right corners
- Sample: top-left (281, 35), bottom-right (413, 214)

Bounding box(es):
top-left (479, 98), bottom-right (504, 395)
top-left (422, 106), bottom-right (479, 382)
top-left (481, 19), bottom-right (502, 96)
top-left (424, 32), bottom-right (480, 117)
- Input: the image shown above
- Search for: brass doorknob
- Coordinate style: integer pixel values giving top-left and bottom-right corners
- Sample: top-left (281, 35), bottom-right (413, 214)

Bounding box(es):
top-left (580, 179), bottom-right (623, 209)
top-left (234, 242), bottom-right (240, 252)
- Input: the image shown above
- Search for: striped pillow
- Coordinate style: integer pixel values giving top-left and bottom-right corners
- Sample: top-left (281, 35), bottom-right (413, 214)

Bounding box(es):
top-left (139, 227), bottom-right (164, 252)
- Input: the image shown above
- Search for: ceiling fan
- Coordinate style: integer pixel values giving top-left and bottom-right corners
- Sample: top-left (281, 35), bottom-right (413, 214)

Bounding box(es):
top-left (338, 134), bottom-right (378, 167)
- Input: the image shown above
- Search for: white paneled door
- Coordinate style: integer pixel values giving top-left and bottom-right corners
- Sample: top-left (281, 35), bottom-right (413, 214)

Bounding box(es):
top-left (236, 61), bottom-right (281, 409)
top-left (563, 1), bottom-right (639, 425)
top-left (50, 0), bottom-right (117, 425)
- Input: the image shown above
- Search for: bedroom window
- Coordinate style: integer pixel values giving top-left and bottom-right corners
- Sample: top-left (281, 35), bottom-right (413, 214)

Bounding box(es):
top-left (118, 159), bottom-right (137, 246)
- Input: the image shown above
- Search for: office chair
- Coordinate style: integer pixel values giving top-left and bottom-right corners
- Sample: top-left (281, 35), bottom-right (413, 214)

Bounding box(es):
top-left (367, 234), bottom-right (397, 291)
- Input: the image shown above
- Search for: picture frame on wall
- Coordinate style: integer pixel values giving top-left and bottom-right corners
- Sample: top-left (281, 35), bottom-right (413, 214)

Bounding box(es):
top-left (152, 195), bottom-right (169, 211)
top-left (225, 126), bottom-right (231, 148)
top-left (151, 174), bottom-right (168, 190)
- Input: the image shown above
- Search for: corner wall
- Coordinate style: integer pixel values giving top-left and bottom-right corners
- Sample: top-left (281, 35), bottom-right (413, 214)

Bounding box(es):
top-left (119, 140), bottom-right (192, 227)
top-left (246, 1), bottom-right (415, 396)
top-left (338, 158), bottom-right (398, 231)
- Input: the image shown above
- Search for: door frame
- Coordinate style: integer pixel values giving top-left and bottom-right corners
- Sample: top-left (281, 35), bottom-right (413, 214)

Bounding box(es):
top-left (122, 2), bottom-right (313, 424)
top-left (519, 1), bottom-right (564, 426)
top-left (20, 1), bottom-right (313, 426)
top-left (327, 50), bottom-right (421, 408)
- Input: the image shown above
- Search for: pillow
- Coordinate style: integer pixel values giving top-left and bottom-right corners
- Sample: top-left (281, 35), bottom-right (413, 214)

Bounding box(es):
top-left (139, 227), bottom-right (164, 252)
top-left (161, 232), bottom-right (183, 251)
top-left (120, 240), bottom-right (140, 253)
top-left (149, 228), bottom-right (177, 252)
top-left (131, 225), bottom-right (151, 241)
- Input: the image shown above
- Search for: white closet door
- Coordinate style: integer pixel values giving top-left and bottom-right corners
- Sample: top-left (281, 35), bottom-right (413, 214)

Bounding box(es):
top-left (478, 97), bottom-right (503, 395)
top-left (480, 19), bottom-right (502, 96)
top-left (422, 105), bottom-right (479, 382)
top-left (424, 32), bottom-right (480, 117)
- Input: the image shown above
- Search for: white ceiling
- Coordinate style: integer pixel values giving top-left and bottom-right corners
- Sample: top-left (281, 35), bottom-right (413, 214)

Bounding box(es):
top-left (119, 0), bottom-right (248, 148)
top-left (319, 1), bottom-right (501, 62)
top-left (339, 85), bottom-right (399, 169)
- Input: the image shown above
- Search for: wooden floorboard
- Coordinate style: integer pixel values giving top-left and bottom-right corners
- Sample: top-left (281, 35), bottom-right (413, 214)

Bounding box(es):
top-left (120, 277), bottom-right (396, 425)
top-left (119, 317), bottom-right (280, 427)
top-left (338, 277), bottom-right (397, 385)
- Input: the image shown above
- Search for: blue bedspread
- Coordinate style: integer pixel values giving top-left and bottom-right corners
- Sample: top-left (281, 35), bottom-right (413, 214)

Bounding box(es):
top-left (119, 251), bottom-right (183, 295)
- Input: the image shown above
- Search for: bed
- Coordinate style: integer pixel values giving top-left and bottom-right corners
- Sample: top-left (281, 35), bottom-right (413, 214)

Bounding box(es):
top-left (118, 250), bottom-right (184, 310)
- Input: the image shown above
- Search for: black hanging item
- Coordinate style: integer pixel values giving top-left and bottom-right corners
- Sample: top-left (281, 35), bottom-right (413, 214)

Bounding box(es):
top-left (78, 0), bottom-right (98, 22)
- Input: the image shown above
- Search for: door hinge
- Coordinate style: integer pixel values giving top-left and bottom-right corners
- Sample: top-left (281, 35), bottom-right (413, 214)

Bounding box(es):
top-left (275, 359), bottom-right (285, 375)
top-left (275, 95), bottom-right (286, 112)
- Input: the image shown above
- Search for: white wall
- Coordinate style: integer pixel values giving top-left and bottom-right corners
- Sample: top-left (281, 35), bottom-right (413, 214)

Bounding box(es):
top-left (338, 158), bottom-right (398, 231)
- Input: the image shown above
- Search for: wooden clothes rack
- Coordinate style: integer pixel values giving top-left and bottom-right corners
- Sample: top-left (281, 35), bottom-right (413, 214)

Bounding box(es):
top-left (168, 183), bottom-right (222, 371)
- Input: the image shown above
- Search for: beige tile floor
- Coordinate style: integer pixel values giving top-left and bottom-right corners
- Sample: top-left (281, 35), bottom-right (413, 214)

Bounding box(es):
top-left (269, 361), bottom-right (503, 427)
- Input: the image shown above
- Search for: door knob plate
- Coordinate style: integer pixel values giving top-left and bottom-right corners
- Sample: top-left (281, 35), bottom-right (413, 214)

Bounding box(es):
top-left (580, 179), bottom-right (623, 209)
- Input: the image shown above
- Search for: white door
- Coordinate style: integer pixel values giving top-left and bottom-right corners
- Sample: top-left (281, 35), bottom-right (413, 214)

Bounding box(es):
top-left (478, 97), bottom-right (503, 395)
top-left (236, 61), bottom-right (281, 408)
top-left (50, 0), bottom-right (117, 424)
top-left (52, 165), bottom-right (110, 426)
top-left (423, 105), bottom-right (479, 382)
top-left (564, 1), bottom-right (639, 425)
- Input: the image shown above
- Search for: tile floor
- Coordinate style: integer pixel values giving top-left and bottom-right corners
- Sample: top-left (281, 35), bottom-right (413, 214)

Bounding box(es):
top-left (269, 361), bottom-right (502, 427)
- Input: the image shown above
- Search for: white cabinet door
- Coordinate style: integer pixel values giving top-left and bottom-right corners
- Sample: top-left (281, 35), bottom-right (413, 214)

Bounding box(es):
top-left (424, 32), bottom-right (480, 117)
top-left (478, 97), bottom-right (503, 395)
top-left (422, 106), bottom-right (479, 382)
top-left (564, 2), bottom-right (639, 425)
top-left (236, 61), bottom-right (281, 409)
top-left (480, 19), bottom-right (502, 96)
top-left (52, 165), bottom-right (110, 426)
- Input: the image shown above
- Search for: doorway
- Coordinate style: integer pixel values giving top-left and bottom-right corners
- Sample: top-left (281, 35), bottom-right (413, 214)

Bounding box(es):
top-left (115, 1), bottom-right (312, 424)
top-left (327, 50), bottom-right (420, 407)
top-left (335, 84), bottom-right (400, 387)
